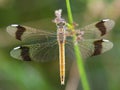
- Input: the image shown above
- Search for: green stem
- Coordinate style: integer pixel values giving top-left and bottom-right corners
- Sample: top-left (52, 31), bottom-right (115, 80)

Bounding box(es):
top-left (65, 0), bottom-right (90, 90)
top-left (66, 0), bottom-right (73, 24)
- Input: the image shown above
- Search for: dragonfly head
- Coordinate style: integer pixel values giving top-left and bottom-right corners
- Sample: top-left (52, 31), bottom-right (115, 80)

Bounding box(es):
top-left (56, 20), bottom-right (66, 29)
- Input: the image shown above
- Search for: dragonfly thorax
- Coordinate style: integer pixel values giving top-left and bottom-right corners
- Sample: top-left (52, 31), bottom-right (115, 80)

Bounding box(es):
top-left (57, 28), bottom-right (66, 43)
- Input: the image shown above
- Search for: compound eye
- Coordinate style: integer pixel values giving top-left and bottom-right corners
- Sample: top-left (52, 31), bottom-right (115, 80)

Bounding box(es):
top-left (57, 22), bottom-right (62, 26)
top-left (57, 22), bottom-right (66, 26)
top-left (62, 22), bottom-right (66, 26)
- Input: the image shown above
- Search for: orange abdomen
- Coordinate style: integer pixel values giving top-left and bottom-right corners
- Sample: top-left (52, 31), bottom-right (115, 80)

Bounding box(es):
top-left (59, 42), bottom-right (65, 85)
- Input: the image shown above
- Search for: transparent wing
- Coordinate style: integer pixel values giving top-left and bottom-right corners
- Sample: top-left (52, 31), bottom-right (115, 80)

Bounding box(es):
top-left (6, 24), bottom-right (56, 43)
top-left (66, 39), bottom-right (113, 59)
top-left (76, 19), bottom-right (115, 39)
top-left (79, 39), bottom-right (113, 59)
top-left (10, 40), bottom-right (59, 62)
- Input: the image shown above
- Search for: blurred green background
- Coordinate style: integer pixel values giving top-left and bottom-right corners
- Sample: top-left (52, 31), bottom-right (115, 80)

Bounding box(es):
top-left (0, 0), bottom-right (120, 90)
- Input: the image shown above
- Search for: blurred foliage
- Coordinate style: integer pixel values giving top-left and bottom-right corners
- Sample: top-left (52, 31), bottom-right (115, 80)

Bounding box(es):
top-left (0, 0), bottom-right (120, 90)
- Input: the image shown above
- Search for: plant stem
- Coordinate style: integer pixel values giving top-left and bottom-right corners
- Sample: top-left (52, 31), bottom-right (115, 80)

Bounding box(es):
top-left (65, 0), bottom-right (90, 90)
top-left (66, 0), bottom-right (73, 24)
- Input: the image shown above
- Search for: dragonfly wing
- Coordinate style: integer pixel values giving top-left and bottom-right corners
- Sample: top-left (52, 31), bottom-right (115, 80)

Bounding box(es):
top-left (6, 24), bottom-right (55, 43)
top-left (10, 41), bottom-right (59, 62)
top-left (77, 19), bottom-right (115, 39)
top-left (77, 39), bottom-right (113, 59)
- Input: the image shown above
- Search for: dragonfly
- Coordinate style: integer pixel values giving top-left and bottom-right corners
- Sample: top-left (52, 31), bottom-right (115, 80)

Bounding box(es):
top-left (6, 9), bottom-right (115, 85)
